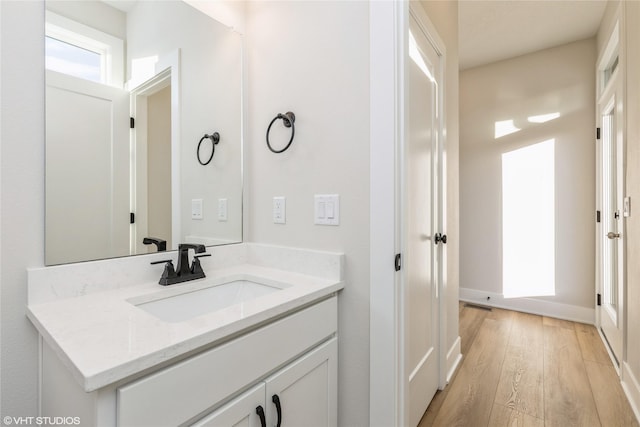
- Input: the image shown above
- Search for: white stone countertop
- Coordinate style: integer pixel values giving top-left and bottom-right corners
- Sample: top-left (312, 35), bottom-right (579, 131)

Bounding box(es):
top-left (27, 263), bottom-right (343, 392)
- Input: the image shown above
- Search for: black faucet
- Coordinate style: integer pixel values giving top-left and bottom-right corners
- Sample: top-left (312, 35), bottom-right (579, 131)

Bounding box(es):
top-left (143, 237), bottom-right (167, 252)
top-left (150, 243), bottom-right (210, 286)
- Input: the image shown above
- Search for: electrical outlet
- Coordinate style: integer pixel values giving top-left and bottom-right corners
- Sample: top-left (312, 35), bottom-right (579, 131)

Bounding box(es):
top-left (273, 197), bottom-right (286, 224)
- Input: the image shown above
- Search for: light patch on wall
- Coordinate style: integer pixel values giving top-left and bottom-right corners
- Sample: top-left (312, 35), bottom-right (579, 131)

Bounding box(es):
top-left (528, 112), bottom-right (560, 124)
top-left (502, 139), bottom-right (555, 298)
top-left (495, 119), bottom-right (520, 139)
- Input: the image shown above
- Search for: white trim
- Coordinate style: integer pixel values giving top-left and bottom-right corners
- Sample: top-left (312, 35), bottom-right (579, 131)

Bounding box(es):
top-left (622, 362), bottom-right (640, 424)
top-left (445, 336), bottom-right (462, 383)
top-left (459, 287), bottom-right (595, 324)
top-left (369, 1), bottom-right (403, 425)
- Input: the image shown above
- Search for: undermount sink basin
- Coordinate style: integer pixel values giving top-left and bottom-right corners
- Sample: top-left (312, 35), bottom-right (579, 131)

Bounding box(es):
top-left (135, 280), bottom-right (282, 323)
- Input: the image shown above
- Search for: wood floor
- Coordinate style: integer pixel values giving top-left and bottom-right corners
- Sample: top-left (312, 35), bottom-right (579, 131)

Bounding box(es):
top-left (418, 302), bottom-right (639, 427)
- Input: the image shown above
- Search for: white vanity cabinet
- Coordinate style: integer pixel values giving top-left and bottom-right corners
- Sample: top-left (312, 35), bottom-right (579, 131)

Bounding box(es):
top-left (40, 296), bottom-right (338, 427)
top-left (192, 338), bottom-right (337, 427)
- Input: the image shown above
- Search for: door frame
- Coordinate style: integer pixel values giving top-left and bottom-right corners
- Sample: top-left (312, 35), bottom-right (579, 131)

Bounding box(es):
top-left (369, 2), bottom-right (447, 425)
top-left (128, 50), bottom-right (182, 254)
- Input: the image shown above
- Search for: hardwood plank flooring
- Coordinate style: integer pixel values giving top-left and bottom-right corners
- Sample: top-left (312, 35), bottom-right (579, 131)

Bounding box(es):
top-left (419, 304), bottom-right (639, 427)
top-left (494, 312), bottom-right (544, 419)
top-left (543, 324), bottom-right (600, 426)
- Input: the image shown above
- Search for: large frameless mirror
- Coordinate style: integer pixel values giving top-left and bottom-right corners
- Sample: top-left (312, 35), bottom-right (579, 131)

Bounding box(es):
top-left (45, 0), bottom-right (243, 265)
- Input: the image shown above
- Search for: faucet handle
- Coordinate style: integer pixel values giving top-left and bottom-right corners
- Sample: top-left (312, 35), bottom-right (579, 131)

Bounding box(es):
top-left (190, 254), bottom-right (210, 278)
top-left (151, 259), bottom-right (177, 286)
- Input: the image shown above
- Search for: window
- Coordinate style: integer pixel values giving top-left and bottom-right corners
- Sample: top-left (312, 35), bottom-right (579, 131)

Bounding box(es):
top-left (45, 11), bottom-right (124, 87)
top-left (45, 36), bottom-right (102, 83)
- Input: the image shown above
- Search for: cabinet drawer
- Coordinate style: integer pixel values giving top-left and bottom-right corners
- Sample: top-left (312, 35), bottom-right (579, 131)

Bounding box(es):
top-left (117, 297), bottom-right (337, 427)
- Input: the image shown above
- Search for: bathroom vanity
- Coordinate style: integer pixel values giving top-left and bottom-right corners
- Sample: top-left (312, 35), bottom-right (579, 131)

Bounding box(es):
top-left (27, 244), bottom-right (343, 426)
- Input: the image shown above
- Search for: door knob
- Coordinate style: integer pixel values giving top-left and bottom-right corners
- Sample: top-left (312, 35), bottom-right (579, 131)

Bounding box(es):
top-left (607, 232), bottom-right (621, 239)
top-left (435, 233), bottom-right (447, 244)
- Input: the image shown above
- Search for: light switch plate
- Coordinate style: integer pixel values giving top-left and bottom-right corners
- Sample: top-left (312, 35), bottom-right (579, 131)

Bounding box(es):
top-left (273, 197), bottom-right (286, 224)
top-left (218, 198), bottom-right (228, 221)
top-left (314, 194), bottom-right (339, 225)
top-left (191, 199), bottom-right (203, 220)
top-left (624, 196), bottom-right (631, 217)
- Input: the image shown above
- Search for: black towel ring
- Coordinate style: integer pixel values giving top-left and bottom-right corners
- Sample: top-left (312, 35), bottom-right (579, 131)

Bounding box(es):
top-left (197, 132), bottom-right (220, 165)
top-left (266, 112), bottom-right (296, 153)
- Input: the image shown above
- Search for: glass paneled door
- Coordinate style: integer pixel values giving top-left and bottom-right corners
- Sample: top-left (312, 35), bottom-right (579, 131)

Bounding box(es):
top-left (597, 46), bottom-right (624, 365)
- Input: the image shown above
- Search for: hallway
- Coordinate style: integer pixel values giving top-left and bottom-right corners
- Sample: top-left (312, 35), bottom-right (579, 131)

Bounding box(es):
top-left (419, 303), bottom-right (638, 426)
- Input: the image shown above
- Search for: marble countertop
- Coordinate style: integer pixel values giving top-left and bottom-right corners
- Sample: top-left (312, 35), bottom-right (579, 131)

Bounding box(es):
top-left (27, 263), bottom-right (343, 392)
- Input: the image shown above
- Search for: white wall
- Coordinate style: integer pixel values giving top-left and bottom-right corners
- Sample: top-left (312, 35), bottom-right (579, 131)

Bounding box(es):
top-left (127, 1), bottom-right (243, 247)
top-left (0, 1), bottom-right (44, 417)
top-left (245, 2), bottom-right (370, 424)
top-left (147, 86), bottom-right (173, 249)
top-left (460, 39), bottom-right (596, 319)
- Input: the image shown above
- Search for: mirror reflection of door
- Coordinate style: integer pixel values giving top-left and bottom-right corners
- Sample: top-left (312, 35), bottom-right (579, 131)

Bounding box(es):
top-left (45, 70), bottom-right (130, 265)
top-left (129, 67), bottom-right (176, 256)
top-left (144, 85), bottom-right (172, 252)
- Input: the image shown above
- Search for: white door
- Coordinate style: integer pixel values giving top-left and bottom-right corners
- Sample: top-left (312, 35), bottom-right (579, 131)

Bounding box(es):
top-left (45, 70), bottom-right (130, 265)
top-left (264, 339), bottom-right (337, 427)
top-left (598, 65), bottom-right (624, 365)
top-left (405, 13), bottom-right (442, 427)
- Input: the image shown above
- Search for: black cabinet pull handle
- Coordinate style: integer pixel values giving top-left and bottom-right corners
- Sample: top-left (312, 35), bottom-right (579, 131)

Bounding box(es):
top-left (256, 405), bottom-right (266, 427)
top-left (272, 394), bottom-right (282, 427)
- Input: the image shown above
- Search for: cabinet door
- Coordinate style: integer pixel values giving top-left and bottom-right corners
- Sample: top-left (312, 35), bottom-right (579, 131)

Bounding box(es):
top-left (265, 338), bottom-right (337, 427)
top-left (191, 383), bottom-right (266, 427)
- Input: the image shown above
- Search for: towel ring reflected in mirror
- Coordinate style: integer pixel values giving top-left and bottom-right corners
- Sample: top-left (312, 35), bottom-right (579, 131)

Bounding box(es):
top-left (197, 132), bottom-right (220, 165)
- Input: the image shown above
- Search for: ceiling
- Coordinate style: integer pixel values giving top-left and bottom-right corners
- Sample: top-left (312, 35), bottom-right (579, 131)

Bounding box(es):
top-left (459, 0), bottom-right (608, 70)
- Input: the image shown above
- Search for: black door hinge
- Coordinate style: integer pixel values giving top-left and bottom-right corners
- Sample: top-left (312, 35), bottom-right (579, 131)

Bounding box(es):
top-left (130, 212), bottom-right (135, 224)
top-left (394, 253), bottom-right (401, 272)
top-left (597, 210), bottom-right (601, 223)
top-left (597, 293), bottom-right (602, 306)
top-left (597, 127), bottom-right (601, 140)
top-left (130, 117), bottom-right (135, 129)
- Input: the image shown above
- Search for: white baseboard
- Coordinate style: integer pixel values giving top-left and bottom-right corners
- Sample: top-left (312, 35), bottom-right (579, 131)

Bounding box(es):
top-left (459, 287), bottom-right (595, 324)
top-left (622, 362), bottom-right (640, 424)
top-left (446, 336), bottom-right (462, 383)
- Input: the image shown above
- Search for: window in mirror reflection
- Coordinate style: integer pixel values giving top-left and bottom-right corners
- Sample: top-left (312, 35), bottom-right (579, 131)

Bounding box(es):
top-left (45, 36), bottom-right (102, 83)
